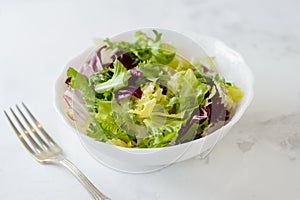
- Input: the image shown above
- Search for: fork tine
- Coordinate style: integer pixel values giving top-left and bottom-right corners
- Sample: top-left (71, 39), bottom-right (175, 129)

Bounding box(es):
top-left (4, 110), bottom-right (35, 155)
top-left (22, 103), bottom-right (59, 147)
top-left (16, 105), bottom-right (50, 150)
top-left (9, 107), bottom-right (43, 153)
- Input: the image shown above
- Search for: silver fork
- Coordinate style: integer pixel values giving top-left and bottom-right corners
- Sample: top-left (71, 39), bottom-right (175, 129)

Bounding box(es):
top-left (4, 103), bottom-right (110, 200)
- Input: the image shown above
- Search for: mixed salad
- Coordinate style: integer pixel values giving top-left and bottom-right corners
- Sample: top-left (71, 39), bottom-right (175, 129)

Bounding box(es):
top-left (64, 30), bottom-right (244, 148)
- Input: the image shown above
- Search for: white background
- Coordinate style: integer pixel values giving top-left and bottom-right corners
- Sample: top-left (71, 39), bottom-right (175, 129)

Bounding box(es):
top-left (1, 0), bottom-right (300, 199)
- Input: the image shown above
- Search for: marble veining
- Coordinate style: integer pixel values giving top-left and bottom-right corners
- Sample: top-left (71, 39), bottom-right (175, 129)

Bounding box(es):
top-left (236, 137), bottom-right (256, 153)
top-left (235, 113), bottom-right (300, 161)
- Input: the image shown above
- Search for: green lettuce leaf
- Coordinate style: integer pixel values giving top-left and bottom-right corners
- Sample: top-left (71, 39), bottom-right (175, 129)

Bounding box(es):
top-left (104, 30), bottom-right (175, 65)
top-left (152, 43), bottom-right (176, 64)
top-left (94, 59), bottom-right (131, 93)
top-left (87, 99), bottom-right (135, 147)
top-left (142, 119), bottom-right (181, 148)
top-left (224, 83), bottom-right (244, 102)
top-left (183, 69), bottom-right (210, 105)
top-left (66, 67), bottom-right (95, 105)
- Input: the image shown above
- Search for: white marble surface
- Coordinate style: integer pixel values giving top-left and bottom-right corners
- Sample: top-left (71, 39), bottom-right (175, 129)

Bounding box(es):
top-left (0, 0), bottom-right (300, 199)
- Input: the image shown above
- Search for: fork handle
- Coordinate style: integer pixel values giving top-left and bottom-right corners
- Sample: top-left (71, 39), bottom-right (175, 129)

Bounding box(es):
top-left (58, 158), bottom-right (110, 200)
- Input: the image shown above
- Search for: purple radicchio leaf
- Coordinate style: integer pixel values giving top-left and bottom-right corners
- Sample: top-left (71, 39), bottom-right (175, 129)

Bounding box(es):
top-left (209, 88), bottom-right (227, 124)
top-left (78, 45), bottom-right (107, 77)
top-left (94, 45), bottom-right (107, 70)
top-left (127, 68), bottom-right (143, 84)
top-left (202, 64), bottom-right (214, 73)
top-left (116, 85), bottom-right (142, 105)
top-left (178, 106), bottom-right (210, 138)
top-left (105, 52), bottom-right (137, 70)
top-left (203, 79), bottom-right (227, 124)
top-left (118, 53), bottom-right (137, 70)
top-left (65, 77), bottom-right (72, 85)
top-left (65, 46), bottom-right (108, 83)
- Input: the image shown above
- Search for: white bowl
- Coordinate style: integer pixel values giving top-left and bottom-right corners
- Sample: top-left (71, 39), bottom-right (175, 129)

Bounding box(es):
top-left (54, 28), bottom-right (254, 174)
